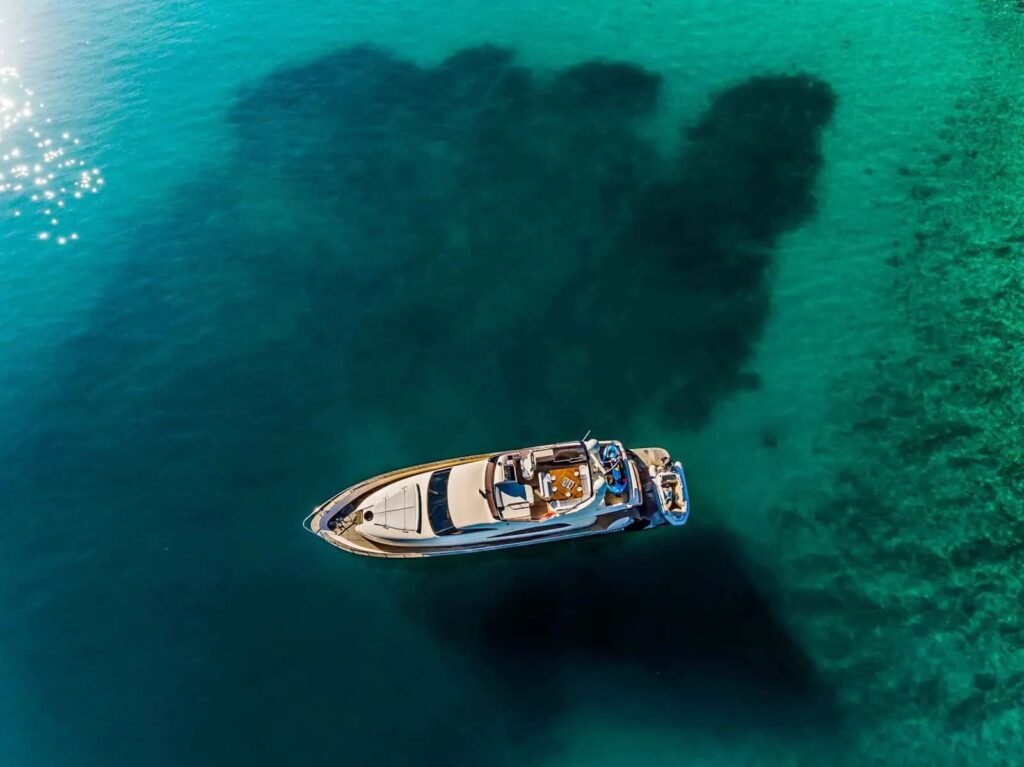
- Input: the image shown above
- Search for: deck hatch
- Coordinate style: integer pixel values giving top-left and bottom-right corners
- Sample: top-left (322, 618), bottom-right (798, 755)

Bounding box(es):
top-left (373, 484), bottom-right (421, 532)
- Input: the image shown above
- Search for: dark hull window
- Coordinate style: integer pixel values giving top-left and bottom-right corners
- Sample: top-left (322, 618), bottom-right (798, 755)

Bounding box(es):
top-left (491, 523), bottom-right (571, 538)
top-left (427, 469), bottom-right (459, 536)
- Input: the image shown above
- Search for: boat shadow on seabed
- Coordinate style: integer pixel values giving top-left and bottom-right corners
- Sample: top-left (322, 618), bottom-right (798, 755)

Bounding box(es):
top-left (405, 520), bottom-right (843, 746)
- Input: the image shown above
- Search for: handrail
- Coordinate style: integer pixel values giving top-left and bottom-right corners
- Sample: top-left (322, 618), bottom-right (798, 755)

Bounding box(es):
top-left (677, 463), bottom-right (691, 524)
top-left (301, 507), bottom-right (320, 534)
top-left (678, 463), bottom-right (691, 507)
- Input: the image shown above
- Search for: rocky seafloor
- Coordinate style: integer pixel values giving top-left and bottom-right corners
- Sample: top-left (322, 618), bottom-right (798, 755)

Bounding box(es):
top-left (772, 5), bottom-right (1024, 761)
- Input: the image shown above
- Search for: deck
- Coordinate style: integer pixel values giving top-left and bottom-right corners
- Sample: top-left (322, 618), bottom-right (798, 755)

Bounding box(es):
top-left (305, 445), bottom-right (672, 558)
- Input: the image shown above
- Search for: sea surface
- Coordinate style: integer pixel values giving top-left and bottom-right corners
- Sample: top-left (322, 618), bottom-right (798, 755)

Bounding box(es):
top-left (2, 2), bottom-right (1023, 765)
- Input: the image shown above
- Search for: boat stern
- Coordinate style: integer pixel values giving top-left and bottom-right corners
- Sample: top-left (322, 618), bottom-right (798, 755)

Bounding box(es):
top-left (631, 446), bottom-right (690, 527)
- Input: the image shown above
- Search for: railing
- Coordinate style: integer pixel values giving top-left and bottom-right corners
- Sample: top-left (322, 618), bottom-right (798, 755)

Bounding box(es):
top-left (678, 463), bottom-right (691, 521)
top-left (301, 501), bottom-right (358, 536)
top-left (301, 507), bottom-right (320, 534)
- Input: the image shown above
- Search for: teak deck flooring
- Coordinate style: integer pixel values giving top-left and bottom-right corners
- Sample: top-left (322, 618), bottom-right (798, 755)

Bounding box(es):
top-left (540, 465), bottom-right (585, 501)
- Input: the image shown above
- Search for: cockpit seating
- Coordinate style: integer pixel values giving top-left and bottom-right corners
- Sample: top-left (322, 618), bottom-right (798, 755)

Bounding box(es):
top-left (494, 481), bottom-right (534, 521)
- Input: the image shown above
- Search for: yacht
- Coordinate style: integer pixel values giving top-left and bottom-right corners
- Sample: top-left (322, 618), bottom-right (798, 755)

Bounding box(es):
top-left (303, 438), bottom-right (689, 558)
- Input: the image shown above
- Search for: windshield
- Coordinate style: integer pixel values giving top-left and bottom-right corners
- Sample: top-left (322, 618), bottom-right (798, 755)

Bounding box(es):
top-left (426, 468), bottom-right (459, 536)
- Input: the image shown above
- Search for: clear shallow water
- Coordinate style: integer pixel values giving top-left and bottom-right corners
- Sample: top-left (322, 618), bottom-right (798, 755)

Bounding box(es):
top-left (2, 2), bottom-right (1023, 765)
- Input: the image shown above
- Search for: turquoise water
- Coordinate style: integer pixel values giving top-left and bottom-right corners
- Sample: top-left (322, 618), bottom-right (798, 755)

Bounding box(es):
top-left (3, 2), bottom-right (1023, 765)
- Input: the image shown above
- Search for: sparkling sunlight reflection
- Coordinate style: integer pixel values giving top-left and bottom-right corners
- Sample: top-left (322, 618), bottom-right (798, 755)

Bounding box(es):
top-left (1, 23), bottom-right (103, 246)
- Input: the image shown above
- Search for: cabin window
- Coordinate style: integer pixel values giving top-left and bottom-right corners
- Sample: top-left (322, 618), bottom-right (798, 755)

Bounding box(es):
top-left (492, 523), bottom-right (571, 538)
top-left (427, 469), bottom-right (459, 536)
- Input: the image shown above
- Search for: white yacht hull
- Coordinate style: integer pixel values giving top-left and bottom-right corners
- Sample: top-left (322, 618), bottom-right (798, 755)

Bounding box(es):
top-left (304, 441), bottom-right (688, 559)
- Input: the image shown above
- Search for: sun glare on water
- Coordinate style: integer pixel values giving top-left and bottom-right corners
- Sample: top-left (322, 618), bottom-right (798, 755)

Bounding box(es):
top-left (0, 19), bottom-right (103, 246)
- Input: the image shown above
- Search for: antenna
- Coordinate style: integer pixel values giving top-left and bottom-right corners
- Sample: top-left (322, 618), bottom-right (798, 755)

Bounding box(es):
top-left (582, 429), bottom-right (591, 441)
